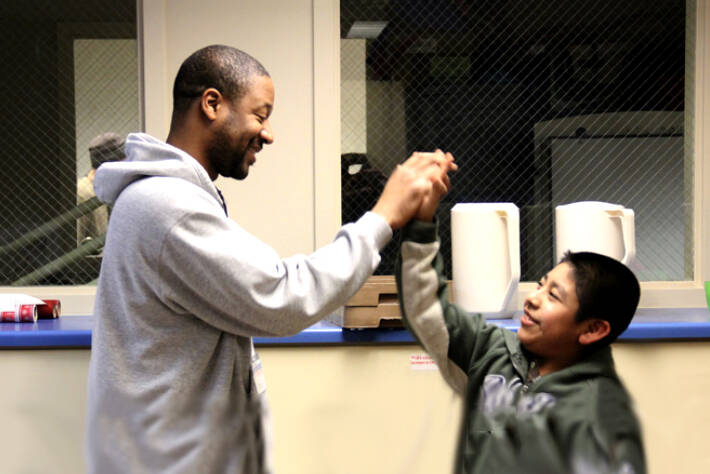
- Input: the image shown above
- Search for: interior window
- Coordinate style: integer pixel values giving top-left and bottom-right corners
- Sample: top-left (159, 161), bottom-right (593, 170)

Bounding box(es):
top-left (340, 0), bottom-right (692, 282)
top-left (0, 1), bottom-right (138, 285)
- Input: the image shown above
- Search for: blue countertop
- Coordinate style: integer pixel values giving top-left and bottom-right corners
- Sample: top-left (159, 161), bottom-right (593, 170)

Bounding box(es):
top-left (1, 308), bottom-right (709, 348)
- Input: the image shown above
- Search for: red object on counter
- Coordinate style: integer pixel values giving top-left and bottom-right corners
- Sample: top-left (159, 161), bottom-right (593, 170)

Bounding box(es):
top-left (0, 304), bottom-right (38, 322)
top-left (37, 299), bottom-right (61, 319)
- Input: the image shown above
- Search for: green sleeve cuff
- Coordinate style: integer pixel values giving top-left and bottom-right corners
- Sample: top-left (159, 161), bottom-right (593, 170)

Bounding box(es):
top-left (401, 218), bottom-right (438, 244)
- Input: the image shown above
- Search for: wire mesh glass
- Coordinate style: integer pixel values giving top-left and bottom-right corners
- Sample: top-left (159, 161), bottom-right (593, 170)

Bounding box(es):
top-left (341, 0), bottom-right (692, 281)
top-left (0, 0), bottom-right (138, 285)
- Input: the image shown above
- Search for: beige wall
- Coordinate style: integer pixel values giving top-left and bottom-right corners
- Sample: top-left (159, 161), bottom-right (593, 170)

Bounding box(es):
top-left (143, 0), bottom-right (320, 258)
top-left (2, 342), bottom-right (710, 473)
top-left (341, 39), bottom-right (368, 155)
top-left (612, 342), bottom-right (710, 474)
top-left (0, 350), bottom-right (89, 474)
top-left (266, 342), bottom-right (710, 474)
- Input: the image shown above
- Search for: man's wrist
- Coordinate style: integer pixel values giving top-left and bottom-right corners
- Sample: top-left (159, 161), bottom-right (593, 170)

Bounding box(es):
top-left (370, 203), bottom-right (395, 229)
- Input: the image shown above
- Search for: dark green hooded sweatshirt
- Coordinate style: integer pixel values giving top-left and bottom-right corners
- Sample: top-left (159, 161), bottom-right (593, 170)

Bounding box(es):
top-left (396, 220), bottom-right (645, 474)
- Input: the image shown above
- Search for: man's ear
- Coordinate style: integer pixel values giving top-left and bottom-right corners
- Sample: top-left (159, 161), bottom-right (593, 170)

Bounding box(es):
top-left (200, 88), bottom-right (222, 121)
top-left (578, 318), bottom-right (611, 346)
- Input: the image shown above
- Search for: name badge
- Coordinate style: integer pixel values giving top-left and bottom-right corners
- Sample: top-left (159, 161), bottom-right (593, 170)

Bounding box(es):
top-left (251, 350), bottom-right (267, 395)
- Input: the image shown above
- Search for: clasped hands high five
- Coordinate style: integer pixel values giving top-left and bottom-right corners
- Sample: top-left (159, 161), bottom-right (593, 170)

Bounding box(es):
top-left (372, 149), bottom-right (457, 228)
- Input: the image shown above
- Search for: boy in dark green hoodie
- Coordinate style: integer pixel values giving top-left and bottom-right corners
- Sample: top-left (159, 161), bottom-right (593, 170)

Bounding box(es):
top-left (396, 187), bottom-right (645, 473)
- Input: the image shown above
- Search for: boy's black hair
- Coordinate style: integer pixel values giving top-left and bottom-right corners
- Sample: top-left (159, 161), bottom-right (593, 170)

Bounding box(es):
top-left (560, 251), bottom-right (640, 347)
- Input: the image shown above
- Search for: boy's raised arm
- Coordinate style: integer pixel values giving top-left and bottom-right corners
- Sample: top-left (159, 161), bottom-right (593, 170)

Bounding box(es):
top-left (394, 154), bottom-right (504, 394)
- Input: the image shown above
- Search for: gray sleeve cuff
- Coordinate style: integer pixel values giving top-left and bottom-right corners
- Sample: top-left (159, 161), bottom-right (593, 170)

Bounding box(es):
top-left (359, 211), bottom-right (393, 251)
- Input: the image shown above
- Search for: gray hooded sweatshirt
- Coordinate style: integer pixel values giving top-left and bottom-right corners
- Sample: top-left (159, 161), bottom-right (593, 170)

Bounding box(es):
top-left (86, 133), bottom-right (392, 473)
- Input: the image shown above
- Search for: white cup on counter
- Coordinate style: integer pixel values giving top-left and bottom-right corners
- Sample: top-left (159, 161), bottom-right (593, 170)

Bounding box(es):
top-left (555, 201), bottom-right (635, 265)
top-left (450, 203), bottom-right (520, 319)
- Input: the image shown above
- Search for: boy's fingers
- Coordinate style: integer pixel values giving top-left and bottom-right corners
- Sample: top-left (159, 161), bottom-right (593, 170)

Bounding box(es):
top-left (429, 173), bottom-right (450, 196)
top-left (445, 152), bottom-right (458, 171)
top-left (432, 179), bottom-right (448, 196)
top-left (441, 172), bottom-right (451, 191)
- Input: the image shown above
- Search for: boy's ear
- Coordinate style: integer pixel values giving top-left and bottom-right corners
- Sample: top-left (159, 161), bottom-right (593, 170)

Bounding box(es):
top-left (578, 318), bottom-right (611, 346)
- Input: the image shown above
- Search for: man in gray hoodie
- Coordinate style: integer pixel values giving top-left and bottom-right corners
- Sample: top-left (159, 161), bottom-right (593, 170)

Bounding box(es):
top-left (86, 44), bottom-right (456, 473)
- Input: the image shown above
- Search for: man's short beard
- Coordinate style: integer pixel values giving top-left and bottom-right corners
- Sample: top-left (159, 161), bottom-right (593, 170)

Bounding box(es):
top-left (231, 163), bottom-right (248, 180)
top-left (208, 128), bottom-right (248, 180)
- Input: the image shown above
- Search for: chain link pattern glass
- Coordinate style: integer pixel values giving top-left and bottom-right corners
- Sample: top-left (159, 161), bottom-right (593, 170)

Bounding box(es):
top-left (0, 1), bottom-right (138, 285)
top-left (341, 0), bottom-right (692, 282)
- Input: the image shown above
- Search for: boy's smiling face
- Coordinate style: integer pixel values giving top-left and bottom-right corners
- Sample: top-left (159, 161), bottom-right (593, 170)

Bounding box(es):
top-left (518, 262), bottom-right (585, 373)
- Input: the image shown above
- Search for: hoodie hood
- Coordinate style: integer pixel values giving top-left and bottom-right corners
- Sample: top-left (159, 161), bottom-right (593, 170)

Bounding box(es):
top-left (94, 133), bottom-right (219, 206)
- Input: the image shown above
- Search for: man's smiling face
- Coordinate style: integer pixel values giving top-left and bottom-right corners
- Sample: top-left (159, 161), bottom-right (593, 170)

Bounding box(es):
top-left (208, 74), bottom-right (274, 180)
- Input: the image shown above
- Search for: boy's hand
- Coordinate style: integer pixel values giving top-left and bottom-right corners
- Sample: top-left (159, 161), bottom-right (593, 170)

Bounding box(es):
top-left (416, 150), bottom-right (456, 222)
top-left (371, 150), bottom-right (457, 229)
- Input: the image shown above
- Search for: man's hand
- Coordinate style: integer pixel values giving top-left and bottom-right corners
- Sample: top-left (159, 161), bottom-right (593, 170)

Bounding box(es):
top-left (372, 150), bottom-right (457, 229)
